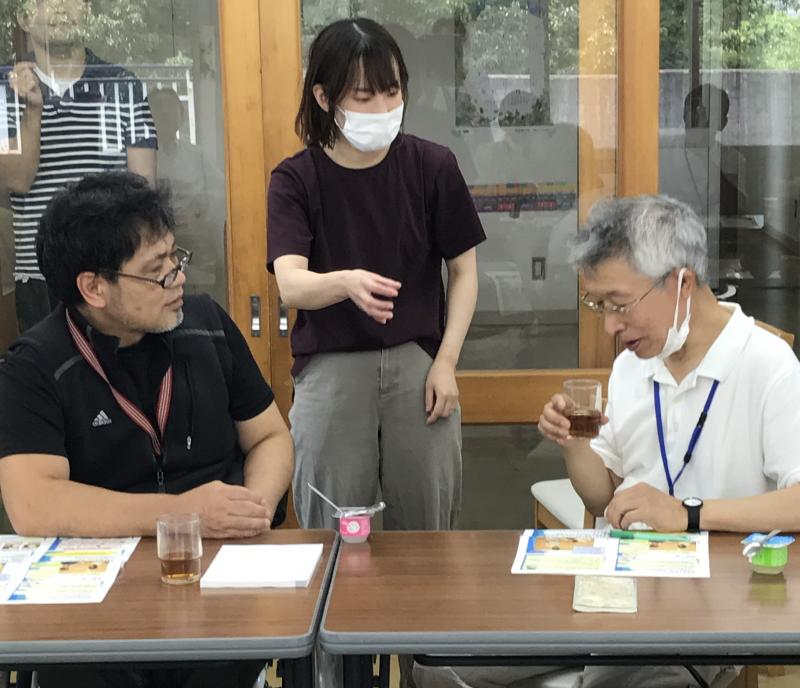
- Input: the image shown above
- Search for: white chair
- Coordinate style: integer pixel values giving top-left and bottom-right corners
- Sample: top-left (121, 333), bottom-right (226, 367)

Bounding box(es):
top-left (531, 478), bottom-right (593, 530)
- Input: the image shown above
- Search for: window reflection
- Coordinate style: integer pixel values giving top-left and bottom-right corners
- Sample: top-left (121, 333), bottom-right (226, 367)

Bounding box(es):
top-left (0, 0), bottom-right (228, 335)
top-left (148, 86), bottom-right (225, 298)
top-left (659, 0), bottom-right (800, 351)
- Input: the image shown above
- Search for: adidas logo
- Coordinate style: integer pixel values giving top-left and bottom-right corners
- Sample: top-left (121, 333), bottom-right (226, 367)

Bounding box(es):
top-left (91, 411), bottom-right (113, 428)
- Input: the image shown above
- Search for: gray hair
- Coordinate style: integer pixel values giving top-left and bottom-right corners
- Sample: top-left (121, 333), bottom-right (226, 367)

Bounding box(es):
top-left (569, 195), bottom-right (709, 284)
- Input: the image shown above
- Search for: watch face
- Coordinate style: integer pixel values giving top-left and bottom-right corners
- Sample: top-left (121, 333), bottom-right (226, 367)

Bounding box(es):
top-left (683, 497), bottom-right (703, 508)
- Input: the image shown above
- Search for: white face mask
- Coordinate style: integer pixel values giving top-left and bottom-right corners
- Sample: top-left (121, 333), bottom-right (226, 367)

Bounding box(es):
top-left (336, 103), bottom-right (404, 152)
top-left (656, 268), bottom-right (691, 361)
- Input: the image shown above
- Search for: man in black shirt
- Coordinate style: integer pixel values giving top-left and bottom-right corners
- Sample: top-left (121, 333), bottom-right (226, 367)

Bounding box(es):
top-left (0, 171), bottom-right (293, 687)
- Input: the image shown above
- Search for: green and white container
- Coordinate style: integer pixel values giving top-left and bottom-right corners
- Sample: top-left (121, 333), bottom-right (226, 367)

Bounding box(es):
top-left (741, 533), bottom-right (795, 575)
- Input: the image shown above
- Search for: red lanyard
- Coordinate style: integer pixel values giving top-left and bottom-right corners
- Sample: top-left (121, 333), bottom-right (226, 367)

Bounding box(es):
top-left (66, 310), bottom-right (173, 456)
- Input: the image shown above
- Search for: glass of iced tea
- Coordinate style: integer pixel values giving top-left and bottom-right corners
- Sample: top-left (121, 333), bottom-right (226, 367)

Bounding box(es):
top-left (563, 379), bottom-right (602, 439)
top-left (156, 513), bottom-right (202, 585)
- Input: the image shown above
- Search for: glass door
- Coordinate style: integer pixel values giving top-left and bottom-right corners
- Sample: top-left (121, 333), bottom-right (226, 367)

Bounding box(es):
top-left (659, 0), bottom-right (800, 352)
top-left (0, 0), bottom-right (230, 337)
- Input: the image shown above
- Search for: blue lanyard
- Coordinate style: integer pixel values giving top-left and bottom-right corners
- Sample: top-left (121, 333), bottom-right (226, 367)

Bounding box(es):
top-left (654, 379), bottom-right (720, 497)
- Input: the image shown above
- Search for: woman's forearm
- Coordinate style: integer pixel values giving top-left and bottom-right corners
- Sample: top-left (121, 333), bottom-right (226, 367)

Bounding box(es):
top-left (276, 266), bottom-right (351, 310)
top-left (437, 249), bottom-right (478, 365)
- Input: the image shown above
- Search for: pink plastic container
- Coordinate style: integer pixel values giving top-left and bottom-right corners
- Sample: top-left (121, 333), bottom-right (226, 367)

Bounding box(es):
top-left (335, 503), bottom-right (385, 544)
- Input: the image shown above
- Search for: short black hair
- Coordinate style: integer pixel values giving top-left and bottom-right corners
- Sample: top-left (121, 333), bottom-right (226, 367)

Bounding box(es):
top-left (36, 171), bottom-right (176, 306)
top-left (296, 17), bottom-right (409, 148)
top-left (683, 83), bottom-right (730, 129)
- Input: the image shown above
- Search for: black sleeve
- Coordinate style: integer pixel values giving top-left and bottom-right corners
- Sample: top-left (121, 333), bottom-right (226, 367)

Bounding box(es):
top-left (213, 301), bottom-right (276, 422)
top-left (267, 161), bottom-right (314, 272)
top-left (431, 150), bottom-right (487, 259)
top-left (0, 344), bottom-right (67, 459)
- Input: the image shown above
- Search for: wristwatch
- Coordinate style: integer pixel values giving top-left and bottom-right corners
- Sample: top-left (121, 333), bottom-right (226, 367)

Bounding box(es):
top-left (682, 497), bottom-right (703, 532)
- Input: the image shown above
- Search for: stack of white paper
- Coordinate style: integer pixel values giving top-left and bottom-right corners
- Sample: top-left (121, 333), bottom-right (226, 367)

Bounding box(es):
top-left (200, 544), bottom-right (324, 589)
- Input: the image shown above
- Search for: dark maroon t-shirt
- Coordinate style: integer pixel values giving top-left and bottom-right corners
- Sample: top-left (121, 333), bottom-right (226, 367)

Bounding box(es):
top-left (267, 134), bottom-right (486, 376)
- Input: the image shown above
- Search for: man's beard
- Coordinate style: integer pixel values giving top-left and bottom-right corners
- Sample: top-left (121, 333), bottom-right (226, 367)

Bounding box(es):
top-left (149, 309), bottom-right (184, 334)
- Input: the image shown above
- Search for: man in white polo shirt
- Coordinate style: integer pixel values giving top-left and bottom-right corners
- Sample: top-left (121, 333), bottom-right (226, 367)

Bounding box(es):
top-left (415, 195), bottom-right (800, 688)
top-left (538, 193), bottom-right (800, 688)
top-left (542, 194), bottom-right (800, 535)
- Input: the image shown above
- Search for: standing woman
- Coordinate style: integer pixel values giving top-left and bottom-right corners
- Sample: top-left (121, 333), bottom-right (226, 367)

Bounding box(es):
top-left (268, 18), bottom-right (485, 534)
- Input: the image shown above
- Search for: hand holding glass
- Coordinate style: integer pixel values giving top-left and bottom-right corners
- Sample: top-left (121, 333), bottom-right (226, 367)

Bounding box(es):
top-left (563, 379), bottom-right (602, 439)
top-left (157, 513), bottom-right (203, 585)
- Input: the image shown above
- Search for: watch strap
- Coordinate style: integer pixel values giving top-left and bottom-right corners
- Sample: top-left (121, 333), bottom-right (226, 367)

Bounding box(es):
top-left (684, 501), bottom-right (701, 531)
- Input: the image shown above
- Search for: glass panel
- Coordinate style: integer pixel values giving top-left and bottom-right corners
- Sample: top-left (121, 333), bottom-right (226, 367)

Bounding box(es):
top-left (659, 0), bottom-right (800, 352)
top-left (0, 0), bottom-right (228, 338)
top-left (461, 424), bottom-right (566, 529)
top-left (301, 1), bottom-right (618, 370)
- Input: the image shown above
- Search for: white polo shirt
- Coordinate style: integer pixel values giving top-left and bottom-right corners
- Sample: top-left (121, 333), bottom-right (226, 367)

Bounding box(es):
top-left (591, 303), bottom-right (800, 499)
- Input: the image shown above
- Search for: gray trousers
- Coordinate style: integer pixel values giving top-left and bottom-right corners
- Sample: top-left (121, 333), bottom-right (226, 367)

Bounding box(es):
top-left (290, 342), bottom-right (462, 531)
top-left (412, 664), bottom-right (736, 688)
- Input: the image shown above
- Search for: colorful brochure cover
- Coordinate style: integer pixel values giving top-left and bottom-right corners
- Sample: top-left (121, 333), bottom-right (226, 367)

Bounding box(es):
top-left (0, 536), bottom-right (139, 604)
top-left (511, 529), bottom-right (710, 578)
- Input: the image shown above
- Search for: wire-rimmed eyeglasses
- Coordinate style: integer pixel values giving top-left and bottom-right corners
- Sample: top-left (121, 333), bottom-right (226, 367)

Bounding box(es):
top-left (107, 246), bottom-right (192, 289)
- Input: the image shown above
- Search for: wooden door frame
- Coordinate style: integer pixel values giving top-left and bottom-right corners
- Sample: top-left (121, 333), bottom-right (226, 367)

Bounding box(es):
top-left (239, 0), bottom-right (661, 425)
top-left (219, 0), bottom-right (273, 373)
top-left (259, 0), bottom-right (303, 419)
top-left (218, 0), bottom-right (301, 419)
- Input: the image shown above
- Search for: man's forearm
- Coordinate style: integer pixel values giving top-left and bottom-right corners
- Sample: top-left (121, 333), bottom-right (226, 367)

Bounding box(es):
top-left (702, 485), bottom-right (800, 532)
top-left (127, 146), bottom-right (156, 185)
top-left (243, 433), bottom-right (294, 523)
top-left (563, 443), bottom-right (617, 516)
top-left (7, 477), bottom-right (181, 537)
top-left (0, 106), bottom-right (42, 193)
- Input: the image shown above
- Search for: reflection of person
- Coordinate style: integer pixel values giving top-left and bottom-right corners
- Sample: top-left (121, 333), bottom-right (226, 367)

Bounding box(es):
top-left (148, 87), bottom-right (225, 300)
top-left (0, 172), bottom-right (292, 688)
top-left (660, 83), bottom-right (740, 235)
top-left (538, 195), bottom-right (800, 688)
top-left (0, 0), bottom-right (157, 333)
top-left (497, 88), bottom-right (544, 127)
top-left (386, 21), bottom-right (478, 181)
top-left (269, 17), bottom-right (484, 535)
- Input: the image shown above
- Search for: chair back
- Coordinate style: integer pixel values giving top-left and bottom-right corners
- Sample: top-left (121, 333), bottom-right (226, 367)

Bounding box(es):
top-left (755, 319), bottom-right (795, 348)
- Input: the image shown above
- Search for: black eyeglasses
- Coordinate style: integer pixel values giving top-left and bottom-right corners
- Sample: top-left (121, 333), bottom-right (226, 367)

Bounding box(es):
top-left (107, 246), bottom-right (192, 289)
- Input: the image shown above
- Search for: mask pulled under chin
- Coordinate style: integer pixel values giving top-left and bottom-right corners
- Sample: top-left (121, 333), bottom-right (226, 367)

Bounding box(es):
top-left (655, 268), bottom-right (691, 361)
top-left (336, 103), bottom-right (404, 152)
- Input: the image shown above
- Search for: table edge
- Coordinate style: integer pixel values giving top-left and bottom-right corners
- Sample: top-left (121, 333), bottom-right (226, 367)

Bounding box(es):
top-left (318, 627), bottom-right (800, 657)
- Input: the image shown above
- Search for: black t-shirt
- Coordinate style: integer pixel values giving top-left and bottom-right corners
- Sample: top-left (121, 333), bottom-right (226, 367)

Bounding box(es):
top-left (267, 134), bottom-right (486, 375)
top-left (0, 296), bottom-right (274, 495)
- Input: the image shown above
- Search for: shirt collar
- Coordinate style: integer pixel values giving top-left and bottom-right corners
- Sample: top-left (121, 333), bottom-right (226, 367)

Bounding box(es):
top-left (27, 49), bottom-right (114, 100)
top-left (66, 305), bottom-right (173, 367)
top-left (636, 302), bottom-right (752, 384)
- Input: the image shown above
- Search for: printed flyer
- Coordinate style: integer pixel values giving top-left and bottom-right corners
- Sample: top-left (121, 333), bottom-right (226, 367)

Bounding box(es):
top-left (511, 529), bottom-right (710, 578)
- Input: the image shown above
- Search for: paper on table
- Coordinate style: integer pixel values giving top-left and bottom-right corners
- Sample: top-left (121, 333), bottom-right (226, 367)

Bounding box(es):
top-left (0, 535), bottom-right (50, 562)
top-left (573, 575), bottom-right (637, 613)
top-left (200, 544), bottom-right (324, 589)
top-left (45, 537), bottom-right (141, 562)
top-left (511, 529), bottom-right (710, 578)
top-left (4, 553), bottom-right (123, 605)
top-left (0, 536), bottom-right (139, 604)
